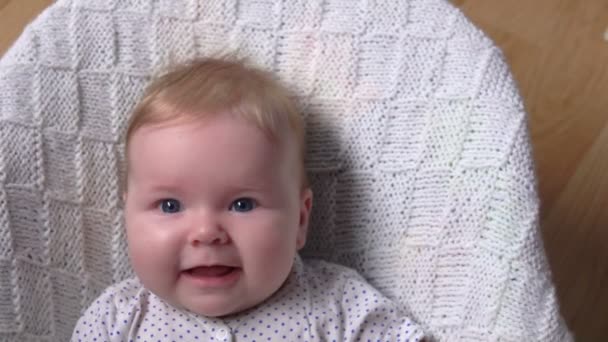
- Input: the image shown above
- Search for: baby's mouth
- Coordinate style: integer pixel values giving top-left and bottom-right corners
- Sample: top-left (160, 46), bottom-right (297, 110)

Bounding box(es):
top-left (186, 265), bottom-right (238, 277)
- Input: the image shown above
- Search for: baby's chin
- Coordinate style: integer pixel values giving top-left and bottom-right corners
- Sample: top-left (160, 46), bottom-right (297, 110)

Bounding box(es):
top-left (184, 303), bottom-right (241, 318)
top-left (169, 289), bottom-right (275, 318)
top-left (179, 296), bottom-right (268, 318)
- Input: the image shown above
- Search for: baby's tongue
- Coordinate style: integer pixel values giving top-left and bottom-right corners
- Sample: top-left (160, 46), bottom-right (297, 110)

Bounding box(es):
top-left (189, 266), bottom-right (233, 277)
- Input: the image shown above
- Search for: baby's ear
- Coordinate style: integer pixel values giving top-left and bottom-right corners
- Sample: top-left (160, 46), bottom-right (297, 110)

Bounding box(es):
top-left (296, 188), bottom-right (313, 250)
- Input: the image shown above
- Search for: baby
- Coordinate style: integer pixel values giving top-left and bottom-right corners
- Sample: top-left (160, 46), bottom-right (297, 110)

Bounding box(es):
top-left (71, 57), bottom-right (425, 342)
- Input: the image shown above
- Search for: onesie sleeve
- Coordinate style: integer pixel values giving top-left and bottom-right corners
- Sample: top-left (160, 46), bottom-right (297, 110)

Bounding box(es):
top-left (306, 259), bottom-right (426, 342)
top-left (339, 276), bottom-right (425, 342)
top-left (70, 279), bottom-right (144, 342)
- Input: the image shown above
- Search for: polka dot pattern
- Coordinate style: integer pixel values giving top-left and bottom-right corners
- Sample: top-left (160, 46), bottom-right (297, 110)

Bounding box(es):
top-left (71, 256), bottom-right (424, 341)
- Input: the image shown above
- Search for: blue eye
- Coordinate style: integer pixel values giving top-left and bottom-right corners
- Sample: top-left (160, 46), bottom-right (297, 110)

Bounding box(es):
top-left (229, 198), bottom-right (257, 212)
top-left (159, 199), bottom-right (181, 214)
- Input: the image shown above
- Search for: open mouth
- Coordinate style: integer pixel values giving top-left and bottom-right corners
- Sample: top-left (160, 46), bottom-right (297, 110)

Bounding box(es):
top-left (186, 265), bottom-right (237, 277)
top-left (182, 265), bottom-right (242, 287)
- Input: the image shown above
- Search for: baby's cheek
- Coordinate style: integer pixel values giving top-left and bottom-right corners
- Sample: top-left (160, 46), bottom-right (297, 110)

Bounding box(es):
top-left (127, 218), bottom-right (179, 275)
top-left (242, 216), bottom-right (294, 251)
top-left (243, 218), bottom-right (297, 273)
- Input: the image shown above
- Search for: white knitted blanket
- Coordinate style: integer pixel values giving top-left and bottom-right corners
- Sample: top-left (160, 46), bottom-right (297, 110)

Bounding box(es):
top-left (0, 0), bottom-right (571, 341)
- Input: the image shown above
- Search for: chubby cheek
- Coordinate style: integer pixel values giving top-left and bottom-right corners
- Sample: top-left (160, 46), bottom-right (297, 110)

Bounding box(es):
top-left (235, 215), bottom-right (298, 283)
top-left (126, 214), bottom-right (181, 285)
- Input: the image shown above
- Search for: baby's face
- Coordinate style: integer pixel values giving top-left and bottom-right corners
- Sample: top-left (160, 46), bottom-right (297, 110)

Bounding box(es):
top-left (124, 113), bottom-right (311, 317)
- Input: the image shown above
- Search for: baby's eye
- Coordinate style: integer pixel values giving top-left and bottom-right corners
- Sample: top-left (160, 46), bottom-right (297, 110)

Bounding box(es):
top-left (159, 199), bottom-right (181, 214)
top-left (229, 198), bottom-right (257, 212)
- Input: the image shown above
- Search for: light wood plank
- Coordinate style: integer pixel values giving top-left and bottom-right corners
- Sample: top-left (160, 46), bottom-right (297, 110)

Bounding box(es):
top-left (0, 0), bottom-right (54, 56)
top-left (544, 123), bottom-right (608, 341)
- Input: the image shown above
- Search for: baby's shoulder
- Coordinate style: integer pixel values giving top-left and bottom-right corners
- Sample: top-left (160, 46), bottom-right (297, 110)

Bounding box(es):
top-left (298, 259), bottom-right (426, 341)
top-left (299, 258), bottom-right (384, 311)
top-left (300, 258), bottom-right (373, 292)
top-left (71, 278), bottom-right (150, 341)
top-left (88, 277), bottom-right (147, 311)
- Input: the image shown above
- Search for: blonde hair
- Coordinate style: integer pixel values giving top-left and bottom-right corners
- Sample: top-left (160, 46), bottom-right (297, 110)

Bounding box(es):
top-left (125, 57), bottom-right (307, 187)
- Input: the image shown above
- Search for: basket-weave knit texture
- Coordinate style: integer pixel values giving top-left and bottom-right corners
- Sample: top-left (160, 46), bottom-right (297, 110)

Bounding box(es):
top-left (0, 0), bottom-right (571, 340)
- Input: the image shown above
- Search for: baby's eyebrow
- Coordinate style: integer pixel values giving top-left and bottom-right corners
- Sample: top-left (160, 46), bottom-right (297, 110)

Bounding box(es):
top-left (225, 184), bottom-right (265, 194)
top-left (144, 184), bottom-right (182, 194)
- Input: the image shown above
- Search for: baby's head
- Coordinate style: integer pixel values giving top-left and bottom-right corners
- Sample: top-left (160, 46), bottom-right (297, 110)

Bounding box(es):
top-left (123, 57), bottom-right (313, 317)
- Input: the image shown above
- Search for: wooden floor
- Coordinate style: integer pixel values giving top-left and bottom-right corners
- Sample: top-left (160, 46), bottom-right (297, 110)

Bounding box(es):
top-left (2, 1), bottom-right (607, 341)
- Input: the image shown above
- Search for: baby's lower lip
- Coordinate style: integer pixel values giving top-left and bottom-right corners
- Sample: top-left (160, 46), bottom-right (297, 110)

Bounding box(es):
top-left (181, 266), bottom-right (241, 288)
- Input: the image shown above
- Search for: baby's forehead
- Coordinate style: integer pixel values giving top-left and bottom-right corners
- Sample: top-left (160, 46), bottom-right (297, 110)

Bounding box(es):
top-left (129, 114), bottom-right (300, 163)
top-left (126, 121), bottom-right (306, 192)
top-left (137, 110), bottom-right (296, 144)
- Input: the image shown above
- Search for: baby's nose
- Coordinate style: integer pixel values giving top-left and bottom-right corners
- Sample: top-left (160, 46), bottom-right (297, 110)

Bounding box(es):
top-left (188, 217), bottom-right (229, 246)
